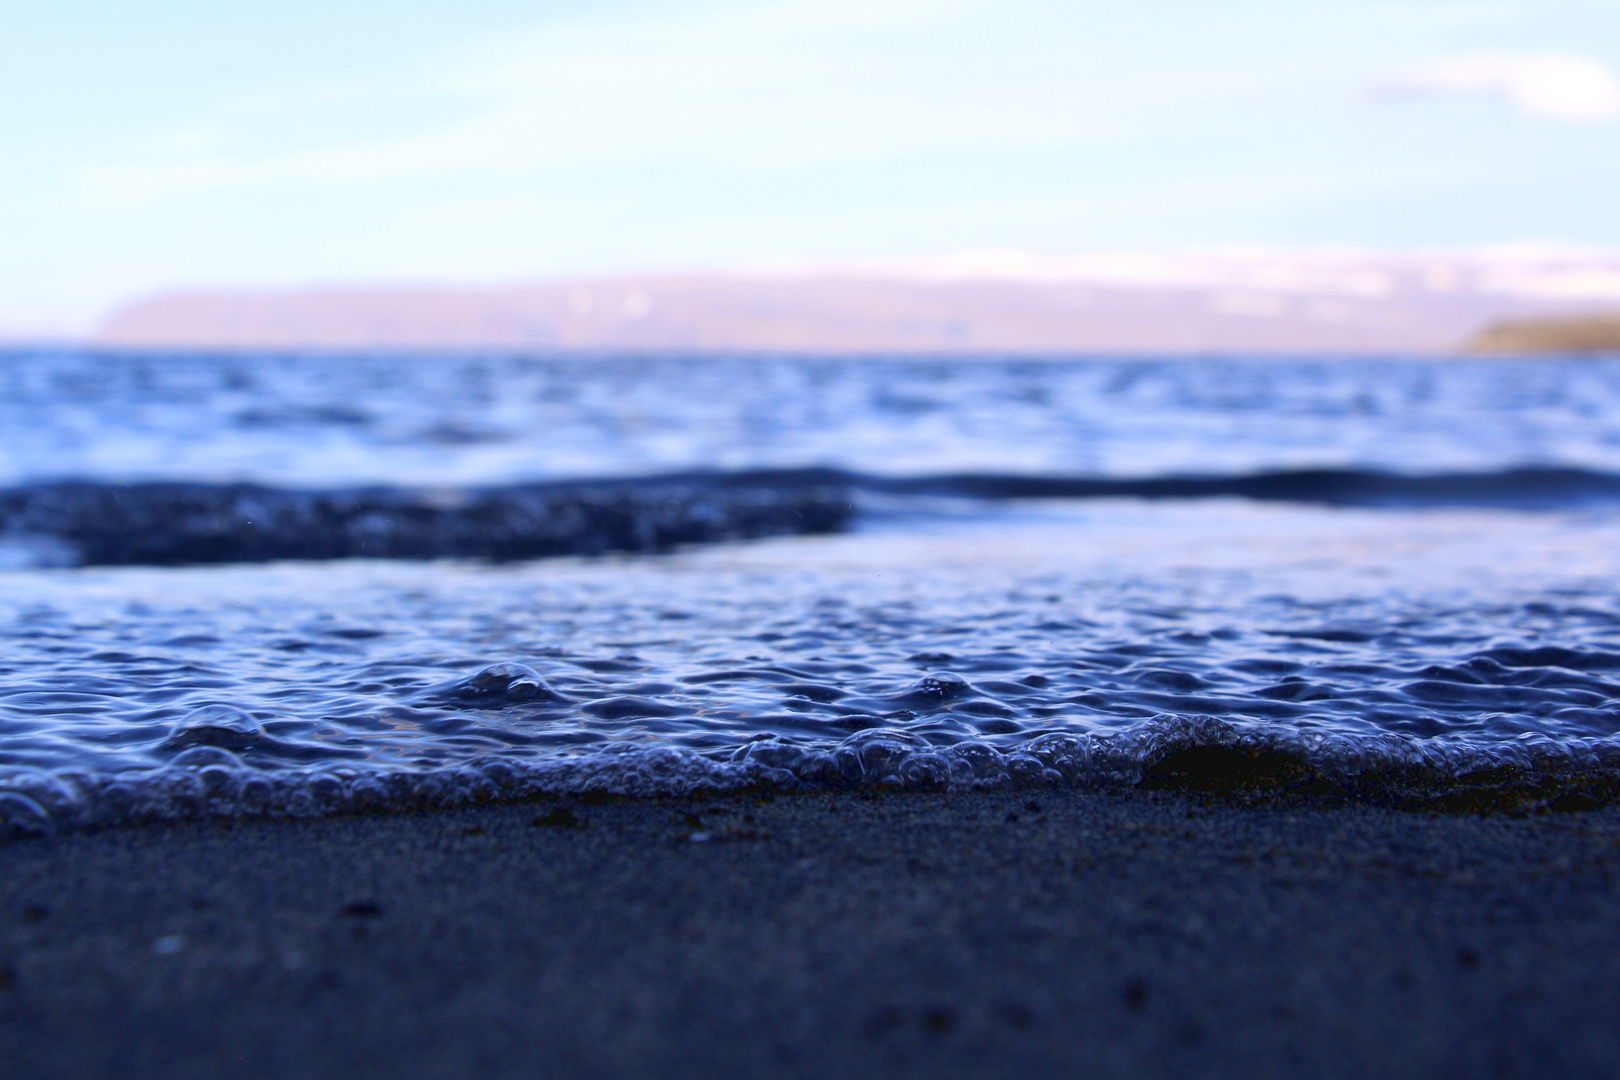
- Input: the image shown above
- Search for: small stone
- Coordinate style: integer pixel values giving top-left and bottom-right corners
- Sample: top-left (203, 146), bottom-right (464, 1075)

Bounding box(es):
top-left (1549, 791), bottom-right (1605, 812)
top-left (1123, 977), bottom-right (1149, 1011)
top-left (532, 807), bottom-right (579, 827)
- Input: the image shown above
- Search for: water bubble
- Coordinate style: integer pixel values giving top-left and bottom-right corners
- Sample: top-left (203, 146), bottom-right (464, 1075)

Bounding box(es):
top-left (1006, 754), bottom-right (1051, 785)
top-left (304, 771), bottom-right (349, 810)
top-left (733, 738), bottom-right (813, 772)
top-left (948, 742), bottom-right (1012, 786)
top-left (194, 765), bottom-right (241, 801)
top-left (841, 728), bottom-right (932, 783)
top-left (898, 752), bottom-right (952, 789)
top-left (164, 705), bottom-right (265, 750)
top-left (433, 662), bottom-right (559, 705)
top-left (902, 671), bottom-right (974, 704)
top-left (237, 773), bottom-right (276, 814)
top-left (0, 792), bottom-right (52, 838)
top-left (154, 767), bottom-right (206, 816)
top-left (169, 746), bottom-right (244, 769)
top-left (344, 771), bottom-right (392, 812)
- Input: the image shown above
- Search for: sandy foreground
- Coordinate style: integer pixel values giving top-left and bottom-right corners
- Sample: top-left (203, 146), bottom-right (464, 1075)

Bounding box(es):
top-left (2, 789), bottom-right (1618, 1078)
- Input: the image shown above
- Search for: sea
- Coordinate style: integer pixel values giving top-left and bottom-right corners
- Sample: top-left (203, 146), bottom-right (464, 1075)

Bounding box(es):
top-left (5, 348), bottom-right (1620, 834)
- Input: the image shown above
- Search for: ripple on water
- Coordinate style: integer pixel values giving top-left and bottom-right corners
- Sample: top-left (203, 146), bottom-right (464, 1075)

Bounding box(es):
top-left (4, 502), bottom-right (1620, 830)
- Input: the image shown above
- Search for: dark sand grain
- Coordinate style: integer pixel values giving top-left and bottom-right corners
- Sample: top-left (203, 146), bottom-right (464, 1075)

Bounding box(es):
top-left (3, 790), bottom-right (1619, 1078)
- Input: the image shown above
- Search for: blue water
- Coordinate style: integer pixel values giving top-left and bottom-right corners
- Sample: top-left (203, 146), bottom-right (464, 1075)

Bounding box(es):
top-left (8, 351), bottom-right (1620, 485)
top-left (4, 350), bottom-right (1620, 833)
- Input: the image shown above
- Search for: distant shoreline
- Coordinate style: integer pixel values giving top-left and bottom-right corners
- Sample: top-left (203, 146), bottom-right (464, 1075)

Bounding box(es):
top-left (1468, 312), bottom-right (1620, 354)
top-left (86, 252), bottom-right (1620, 356)
top-left (10, 340), bottom-right (1620, 359)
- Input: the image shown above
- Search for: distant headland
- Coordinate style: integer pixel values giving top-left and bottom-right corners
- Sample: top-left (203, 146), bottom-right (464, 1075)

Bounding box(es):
top-left (1467, 312), bottom-right (1620, 354)
top-left (94, 249), bottom-right (1620, 355)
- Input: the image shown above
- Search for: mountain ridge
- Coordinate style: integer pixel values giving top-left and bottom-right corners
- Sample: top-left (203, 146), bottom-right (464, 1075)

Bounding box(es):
top-left (95, 252), bottom-right (1620, 354)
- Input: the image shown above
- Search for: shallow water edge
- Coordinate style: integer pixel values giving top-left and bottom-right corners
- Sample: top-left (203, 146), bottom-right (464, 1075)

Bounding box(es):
top-left (4, 711), bottom-right (1618, 841)
top-left (7, 498), bottom-right (1620, 837)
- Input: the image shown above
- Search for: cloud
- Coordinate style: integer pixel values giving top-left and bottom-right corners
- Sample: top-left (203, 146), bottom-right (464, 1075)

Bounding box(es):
top-left (1385, 54), bottom-right (1620, 121)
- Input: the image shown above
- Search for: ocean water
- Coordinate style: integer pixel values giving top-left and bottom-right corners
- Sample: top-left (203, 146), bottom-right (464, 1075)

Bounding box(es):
top-left (5, 349), bottom-right (1620, 834)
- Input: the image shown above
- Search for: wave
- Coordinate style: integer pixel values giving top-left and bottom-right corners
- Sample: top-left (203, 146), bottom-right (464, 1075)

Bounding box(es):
top-left (766, 464), bottom-right (1620, 508)
top-left (3, 713), bottom-right (1616, 838)
top-left (0, 477), bottom-right (854, 567)
top-left (2, 466), bottom-right (1616, 568)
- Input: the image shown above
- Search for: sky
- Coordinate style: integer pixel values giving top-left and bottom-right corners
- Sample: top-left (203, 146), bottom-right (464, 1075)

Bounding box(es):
top-left (3, 0), bottom-right (1620, 335)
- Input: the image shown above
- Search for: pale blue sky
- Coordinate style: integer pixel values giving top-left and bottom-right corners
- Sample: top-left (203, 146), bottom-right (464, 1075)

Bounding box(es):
top-left (3, 0), bottom-right (1619, 333)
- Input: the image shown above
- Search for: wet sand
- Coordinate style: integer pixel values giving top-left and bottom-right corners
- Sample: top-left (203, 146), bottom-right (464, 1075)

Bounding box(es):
top-left (3, 790), bottom-right (1619, 1078)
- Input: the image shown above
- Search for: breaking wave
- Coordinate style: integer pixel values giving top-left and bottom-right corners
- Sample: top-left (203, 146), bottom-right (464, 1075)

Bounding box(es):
top-left (2, 466), bottom-right (1617, 568)
top-left (0, 477), bottom-right (853, 567)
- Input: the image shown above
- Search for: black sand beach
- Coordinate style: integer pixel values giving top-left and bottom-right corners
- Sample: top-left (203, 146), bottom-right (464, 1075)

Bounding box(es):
top-left (3, 791), bottom-right (1619, 1078)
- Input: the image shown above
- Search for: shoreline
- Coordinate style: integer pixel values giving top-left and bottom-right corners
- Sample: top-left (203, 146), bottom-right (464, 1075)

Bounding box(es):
top-left (4, 789), bottom-right (1619, 1077)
